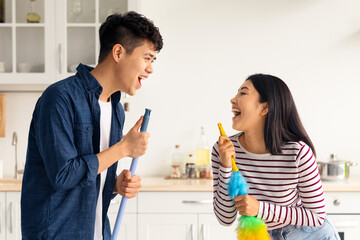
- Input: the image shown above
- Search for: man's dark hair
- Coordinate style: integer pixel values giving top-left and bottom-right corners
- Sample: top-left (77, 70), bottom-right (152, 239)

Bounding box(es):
top-left (98, 11), bottom-right (163, 63)
top-left (247, 74), bottom-right (316, 157)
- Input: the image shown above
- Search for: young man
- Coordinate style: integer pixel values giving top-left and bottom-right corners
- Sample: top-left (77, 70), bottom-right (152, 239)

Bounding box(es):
top-left (21, 12), bottom-right (163, 240)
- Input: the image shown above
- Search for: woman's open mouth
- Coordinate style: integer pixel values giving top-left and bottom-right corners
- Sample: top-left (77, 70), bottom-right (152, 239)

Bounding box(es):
top-left (232, 108), bottom-right (241, 118)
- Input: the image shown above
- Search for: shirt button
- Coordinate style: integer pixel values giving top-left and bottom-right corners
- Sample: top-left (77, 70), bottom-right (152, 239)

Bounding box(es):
top-left (87, 127), bottom-right (90, 131)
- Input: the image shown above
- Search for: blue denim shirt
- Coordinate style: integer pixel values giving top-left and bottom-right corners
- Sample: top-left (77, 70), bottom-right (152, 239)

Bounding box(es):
top-left (21, 64), bottom-right (125, 240)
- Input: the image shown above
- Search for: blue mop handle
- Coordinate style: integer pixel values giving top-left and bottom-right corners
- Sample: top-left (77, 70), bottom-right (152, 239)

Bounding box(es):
top-left (111, 108), bottom-right (151, 240)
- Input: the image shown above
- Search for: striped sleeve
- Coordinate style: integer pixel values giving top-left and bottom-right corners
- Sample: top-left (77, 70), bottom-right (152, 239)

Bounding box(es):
top-left (211, 143), bottom-right (237, 226)
top-left (257, 144), bottom-right (325, 227)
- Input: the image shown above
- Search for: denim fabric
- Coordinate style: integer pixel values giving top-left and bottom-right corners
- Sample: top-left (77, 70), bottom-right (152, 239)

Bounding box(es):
top-left (21, 64), bottom-right (125, 240)
top-left (268, 215), bottom-right (341, 240)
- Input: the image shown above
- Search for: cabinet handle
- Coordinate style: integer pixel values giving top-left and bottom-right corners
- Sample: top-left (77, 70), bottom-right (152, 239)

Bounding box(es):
top-left (182, 200), bottom-right (212, 204)
top-left (58, 44), bottom-right (62, 74)
top-left (190, 224), bottom-right (194, 240)
top-left (9, 202), bottom-right (13, 234)
top-left (201, 224), bottom-right (206, 240)
top-left (333, 199), bottom-right (340, 206)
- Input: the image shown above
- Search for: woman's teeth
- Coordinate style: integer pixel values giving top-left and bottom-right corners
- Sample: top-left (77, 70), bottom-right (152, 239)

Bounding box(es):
top-left (232, 109), bottom-right (241, 116)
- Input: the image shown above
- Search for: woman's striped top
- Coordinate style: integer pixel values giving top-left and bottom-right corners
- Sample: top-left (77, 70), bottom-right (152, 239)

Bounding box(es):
top-left (211, 133), bottom-right (326, 230)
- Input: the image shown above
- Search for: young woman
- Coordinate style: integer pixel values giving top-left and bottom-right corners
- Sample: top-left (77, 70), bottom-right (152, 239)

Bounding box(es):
top-left (211, 74), bottom-right (340, 239)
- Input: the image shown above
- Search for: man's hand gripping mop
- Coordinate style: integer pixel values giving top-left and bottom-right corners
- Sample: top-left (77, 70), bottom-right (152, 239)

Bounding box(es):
top-left (111, 109), bottom-right (151, 240)
top-left (217, 123), bottom-right (271, 240)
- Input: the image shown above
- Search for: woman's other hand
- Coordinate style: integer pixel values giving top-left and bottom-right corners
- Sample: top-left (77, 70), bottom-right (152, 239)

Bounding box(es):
top-left (234, 194), bottom-right (260, 216)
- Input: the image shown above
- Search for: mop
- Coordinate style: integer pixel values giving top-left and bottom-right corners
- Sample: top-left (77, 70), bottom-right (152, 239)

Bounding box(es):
top-left (111, 108), bottom-right (151, 240)
top-left (217, 123), bottom-right (271, 240)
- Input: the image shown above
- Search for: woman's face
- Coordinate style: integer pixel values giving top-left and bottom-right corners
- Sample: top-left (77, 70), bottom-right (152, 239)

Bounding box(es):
top-left (230, 80), bottom-right (268, 132)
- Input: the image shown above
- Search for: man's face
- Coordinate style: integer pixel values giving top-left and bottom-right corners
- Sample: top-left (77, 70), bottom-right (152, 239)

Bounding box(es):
top-left (116, 40), bottom-right (157, 96)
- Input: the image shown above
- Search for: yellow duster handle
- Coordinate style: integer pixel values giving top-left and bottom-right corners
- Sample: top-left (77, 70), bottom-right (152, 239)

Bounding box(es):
top-left (217, 123), bottom-right (239, 172)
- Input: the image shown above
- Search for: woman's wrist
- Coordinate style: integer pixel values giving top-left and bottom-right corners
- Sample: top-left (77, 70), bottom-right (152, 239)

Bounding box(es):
top-left (219, 157), bottom-right (232, 168)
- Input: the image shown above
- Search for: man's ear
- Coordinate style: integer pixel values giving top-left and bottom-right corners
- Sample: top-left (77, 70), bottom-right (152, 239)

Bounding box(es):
top-left (112, 44), bottom-right (126, 62)
top-left (260, 102), bottom-right (269, 117)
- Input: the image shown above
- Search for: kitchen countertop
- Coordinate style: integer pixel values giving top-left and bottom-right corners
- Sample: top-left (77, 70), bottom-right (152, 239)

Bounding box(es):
top-left (140, 176), bottom-right (360, 192)
top-left (1, 177), bottom-right (360, 192)
top-left (0, 178), bottom-right (22, 191)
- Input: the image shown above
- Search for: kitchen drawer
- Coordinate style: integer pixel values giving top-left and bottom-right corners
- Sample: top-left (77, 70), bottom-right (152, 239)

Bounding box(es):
top-left (108, 195), bottom-right (137, 214)
top-left (138, 192), bottom-right (213, 213)
top-left (324, 192), bottom-right (360, 214)
top-left (327, 214), bottom-right (360, 240)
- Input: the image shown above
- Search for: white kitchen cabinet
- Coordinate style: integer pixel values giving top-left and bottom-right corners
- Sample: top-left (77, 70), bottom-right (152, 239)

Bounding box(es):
top-left (137, 192), bottom-right (236, 240)
top-left (108, 195), bottom-right (137, 240)
top-left (138, 213), bottom-right (197, 240)
top-left (0, 192), bottom-right (21, 240)
top-left (0, 0), bottom-right (55, 85)
top-left (198, 213), bottom-right (237, 240)
top-left (0, 0), bottom-right (139, 89)
top-left (324, 192), bottom-right (360, 240)
top-left (0, 193), bottom-right (5, 240)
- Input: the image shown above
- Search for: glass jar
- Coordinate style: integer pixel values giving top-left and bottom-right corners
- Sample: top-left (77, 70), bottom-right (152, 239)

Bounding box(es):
top-left (199, 164), bottom-right (211, 178)
top-left (26, 0), bottom-right (41, 23)
top-left (186, 163), bottom-right (196, 179)
top-left (171, 164), bottom-right (181, 178)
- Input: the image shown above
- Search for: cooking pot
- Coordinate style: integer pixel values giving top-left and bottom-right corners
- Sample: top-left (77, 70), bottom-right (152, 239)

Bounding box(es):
top-left (317, 154), bottom-right (358, 181)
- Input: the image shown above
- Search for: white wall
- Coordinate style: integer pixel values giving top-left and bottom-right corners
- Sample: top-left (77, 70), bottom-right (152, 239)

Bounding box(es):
top-left (1, 0), bottom-right (360, 178)
top-left (0, 92), bottom-right (41, 178)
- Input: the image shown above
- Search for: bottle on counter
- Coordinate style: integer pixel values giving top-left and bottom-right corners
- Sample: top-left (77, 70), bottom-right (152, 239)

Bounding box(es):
top-left (199, 164), bottom-right (212, 178)
top-left (170, 145), bottom-right (184, 178)
top-left (196, 126), bottom-right (210, 166)
top-left (185, 154), bottom-right (196, 178)
top-left (196, 126), bottom-right (211, 178)
top-left (171, 164), bottom-right (181, 178)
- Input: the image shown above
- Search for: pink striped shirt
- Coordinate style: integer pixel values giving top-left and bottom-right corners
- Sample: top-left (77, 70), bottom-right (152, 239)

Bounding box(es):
top-left (211, 133), bottom-right (326, 230)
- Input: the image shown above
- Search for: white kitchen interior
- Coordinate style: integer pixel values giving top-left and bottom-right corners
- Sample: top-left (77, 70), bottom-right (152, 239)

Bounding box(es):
top-left (1, 0), bottom-right (360, 239)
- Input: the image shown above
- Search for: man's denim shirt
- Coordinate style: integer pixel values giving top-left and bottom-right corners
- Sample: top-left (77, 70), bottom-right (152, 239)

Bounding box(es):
top-left (21, 64), bottom-right (125, 240)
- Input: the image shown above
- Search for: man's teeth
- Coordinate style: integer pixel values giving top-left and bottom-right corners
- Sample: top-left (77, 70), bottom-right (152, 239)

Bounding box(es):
top-left (139, 76), bottom-right (145, 80)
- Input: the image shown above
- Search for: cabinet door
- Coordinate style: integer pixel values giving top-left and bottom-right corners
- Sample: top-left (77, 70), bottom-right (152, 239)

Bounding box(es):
top-left (198, 213), bottom-right (237, 240)
top-left (0, 0), bottom-right (55, 85)
top-left (5, 192), bottom-right (21, 240)
top-left (55, 0), bottom-right (137, 80)
top-left (138, 213), bottom-right (197, 240)
top-left (108, 212), bottom-right (136, 240)
top-left (324, 192), bottom-right (360, 214)
top-left (138, 192), bottom-right (213, 214)
top-left (108, 196), bottom-right (137, 240)
top-left (327, 214), bottom-right (360, 240)
top-left (0, 193), bottom-right (5, 240)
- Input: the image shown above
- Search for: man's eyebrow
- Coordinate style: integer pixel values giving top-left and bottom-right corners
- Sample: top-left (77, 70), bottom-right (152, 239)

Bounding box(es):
top-left (145, 52), bottom-right (156, 61)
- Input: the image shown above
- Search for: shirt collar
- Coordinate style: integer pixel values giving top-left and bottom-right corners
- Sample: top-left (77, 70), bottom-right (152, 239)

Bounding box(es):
top-left (76, 63), bottom-right (122, 102)
top-left (76, 63), bottom-right (102, 93)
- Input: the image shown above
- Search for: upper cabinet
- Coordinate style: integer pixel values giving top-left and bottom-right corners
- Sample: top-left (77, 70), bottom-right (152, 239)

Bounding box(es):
top-left (0, 0), bottom-right (139, 89)
top-left (0, 0), bottom-right (54, 85)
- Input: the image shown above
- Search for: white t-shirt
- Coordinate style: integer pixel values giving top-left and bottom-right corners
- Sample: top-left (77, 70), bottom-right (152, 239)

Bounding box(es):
top-left (94, 99), bottom-right (112, 240)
